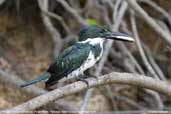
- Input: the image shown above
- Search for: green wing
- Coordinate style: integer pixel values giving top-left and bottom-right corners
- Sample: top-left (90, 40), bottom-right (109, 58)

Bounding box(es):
top-left (46, 43), bottom-right (91, 86)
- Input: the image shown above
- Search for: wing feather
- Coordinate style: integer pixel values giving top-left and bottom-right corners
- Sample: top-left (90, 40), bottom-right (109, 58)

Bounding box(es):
top-left (46, 43), bottom-right (91, 86)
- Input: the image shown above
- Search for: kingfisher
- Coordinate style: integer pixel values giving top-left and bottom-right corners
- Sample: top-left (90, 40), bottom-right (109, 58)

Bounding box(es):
top-left (21, 25), bottom-right (134, 89)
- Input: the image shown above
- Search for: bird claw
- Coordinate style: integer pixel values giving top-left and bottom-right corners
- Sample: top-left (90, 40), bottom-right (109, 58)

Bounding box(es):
top-left (76, 74), bottom-right (97, 89)
top-left (76, 76), bottom-right (89, 88)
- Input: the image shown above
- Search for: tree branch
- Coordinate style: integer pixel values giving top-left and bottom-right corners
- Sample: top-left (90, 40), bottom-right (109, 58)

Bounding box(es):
top-left (79, 1), bottom-right (128, 113)
top-left (38, 0), bottom-right (63, 58)
top-left (3, 72), bottom-right (171, 113)
top-left (125, 0), bottom-right (171, 46)
top-left (130, 10), bottom-right (160, 80)
top-left (0, 69), bottom-right (77, 111)
top-left (55, 0), bottom-right (88, 26)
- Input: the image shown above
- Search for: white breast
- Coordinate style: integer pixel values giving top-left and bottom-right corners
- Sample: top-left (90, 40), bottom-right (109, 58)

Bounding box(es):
top-left (65, 51), bottom-right (95, 79)
top-left (66, 51), bottom-right (103, 81)
top-left (63, 37), bottom-right (104, 80)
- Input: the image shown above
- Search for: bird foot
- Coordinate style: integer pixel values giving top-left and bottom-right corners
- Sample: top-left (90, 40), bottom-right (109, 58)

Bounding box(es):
top-left (76, 76), bottom-right (89, 88)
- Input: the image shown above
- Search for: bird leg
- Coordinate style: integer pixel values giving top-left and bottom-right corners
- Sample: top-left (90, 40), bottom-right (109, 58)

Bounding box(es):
top-left (76, 75), bottom-right (89, 88)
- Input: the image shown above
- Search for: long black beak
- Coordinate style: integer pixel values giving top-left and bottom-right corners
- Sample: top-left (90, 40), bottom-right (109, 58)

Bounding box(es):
top-left (104, 32), bottom-right (134, 42)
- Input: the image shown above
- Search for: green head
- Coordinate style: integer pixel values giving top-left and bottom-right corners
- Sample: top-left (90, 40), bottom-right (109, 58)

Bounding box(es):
top-left (79, 25), bottom-right (134, 42)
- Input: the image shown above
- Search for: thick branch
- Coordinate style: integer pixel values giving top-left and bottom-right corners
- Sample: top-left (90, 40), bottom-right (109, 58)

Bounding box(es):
top-left (3, 72), bottom-right (171, 113)
top-left (0, 69), bottom-right (77, 111)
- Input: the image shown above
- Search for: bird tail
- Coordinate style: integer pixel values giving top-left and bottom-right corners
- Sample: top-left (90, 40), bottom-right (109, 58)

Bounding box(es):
top-left (20, 72), bottom-right (51, 88)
